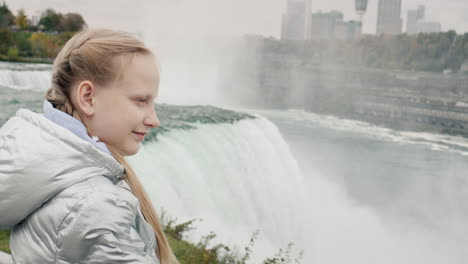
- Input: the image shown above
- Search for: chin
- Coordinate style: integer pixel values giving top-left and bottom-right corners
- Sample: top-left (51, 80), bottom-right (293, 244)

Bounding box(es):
top-left (122, 145), bottom-right (140, 156)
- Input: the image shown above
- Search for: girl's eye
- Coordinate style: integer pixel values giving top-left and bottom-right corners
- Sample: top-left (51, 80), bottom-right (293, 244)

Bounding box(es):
top-left (137, 98), bottom-right (147, 103)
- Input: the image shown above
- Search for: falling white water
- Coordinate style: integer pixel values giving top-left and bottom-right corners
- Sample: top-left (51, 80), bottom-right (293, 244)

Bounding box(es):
top-left (3, 61), bottom-right (468, 263)
top-left (128, 116), bottom-right (307, 262)
top-left (129, 110), bottom-right (468, 264)
top-left (0, 62), bottom-right (51, 91)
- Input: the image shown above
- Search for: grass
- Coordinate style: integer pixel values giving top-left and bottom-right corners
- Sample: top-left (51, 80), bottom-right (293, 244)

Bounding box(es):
top-left (0, 227), bottom-right (225, 263)
top-left (0, 220), bottom-right (302, 264)
top-left (0, 230), bottom-right (10, 253)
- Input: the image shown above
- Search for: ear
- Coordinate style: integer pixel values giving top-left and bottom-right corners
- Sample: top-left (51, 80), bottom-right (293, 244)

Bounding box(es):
top-left (74, 80), bottom-right (96, 117)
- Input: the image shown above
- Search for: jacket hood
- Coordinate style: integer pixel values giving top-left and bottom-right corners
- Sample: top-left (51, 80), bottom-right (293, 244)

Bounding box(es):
top-left (0, 108), bottom-right (126, 230)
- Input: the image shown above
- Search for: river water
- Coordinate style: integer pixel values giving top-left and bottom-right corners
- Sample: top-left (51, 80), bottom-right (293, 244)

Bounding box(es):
top-left (1, 61), bottom-right (467, 263)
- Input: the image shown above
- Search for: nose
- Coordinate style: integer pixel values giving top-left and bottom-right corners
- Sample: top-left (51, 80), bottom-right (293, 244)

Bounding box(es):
top-left (144, 105), bottom-right (160, 128)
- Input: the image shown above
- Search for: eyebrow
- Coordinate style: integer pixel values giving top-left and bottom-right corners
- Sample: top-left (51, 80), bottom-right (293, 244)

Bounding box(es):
top-left (131, 93), bottom-right (157, 99)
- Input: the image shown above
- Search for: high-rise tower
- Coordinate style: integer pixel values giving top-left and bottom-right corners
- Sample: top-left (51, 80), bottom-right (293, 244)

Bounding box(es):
top-left (355, 0), bottom-right (368, 22)
top-left (282, 0), bottom-right (303, 40)
top-left (304, 0), bottom-right (312, 39)
top-left (407, 5), bottom-right (441, 34)
top-left (281, 0), bottom-right (310, 40)
top-left (376, 0), bottom-right (402, 35)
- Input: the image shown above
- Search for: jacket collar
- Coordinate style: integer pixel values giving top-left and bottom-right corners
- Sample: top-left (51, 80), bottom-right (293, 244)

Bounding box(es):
top-left (42, 100), bottom-right (111, 155)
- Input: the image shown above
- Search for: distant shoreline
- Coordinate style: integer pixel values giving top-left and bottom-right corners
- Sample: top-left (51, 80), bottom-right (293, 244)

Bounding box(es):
top-left (0, 57), bottom-right (53, 65)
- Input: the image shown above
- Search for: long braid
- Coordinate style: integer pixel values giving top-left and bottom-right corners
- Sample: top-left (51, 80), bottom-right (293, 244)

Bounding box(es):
top-left (107, 145), bottom-right (174, 262)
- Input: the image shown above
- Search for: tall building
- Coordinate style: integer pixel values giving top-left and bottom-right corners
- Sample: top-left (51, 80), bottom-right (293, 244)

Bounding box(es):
top-left (407, 5), bottom-right (424, 34)
top-left (376, 0), bottom-right (402, 35)
top-left (335, 20), bottom-right (362, 40)
top-left (311, 11), bottom-right (361, 40)
top-left (355, 0), bottom-right (368, 21)
top-left (304, 0), bottom-right (312, 39)
top-left (281, 0), bottom-right (307, 40)
top-left (407, 5), bottom-right (441, 34)
top-left (281, 0), bottom-right (361, 41)
top-left (311, 11), bottom-right (343, 40)
top-left (416, 22), bottom-right (441, 33)
top-left (406, 10), bottom-right (419, 34)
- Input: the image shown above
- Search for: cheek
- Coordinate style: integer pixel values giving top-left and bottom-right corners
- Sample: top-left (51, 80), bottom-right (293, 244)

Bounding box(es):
top-left (92, 102), bottom-right (139, 137)
top-left (91, 116), bottom-right (121, 140)
top-left (91, 111), bottom-right (122, 137)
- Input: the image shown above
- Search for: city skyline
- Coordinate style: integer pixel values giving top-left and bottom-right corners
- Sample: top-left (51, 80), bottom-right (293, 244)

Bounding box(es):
top-left (281, 6), bottom-right (362, 41)
top-left (6, 0), bottom-right (468, 38)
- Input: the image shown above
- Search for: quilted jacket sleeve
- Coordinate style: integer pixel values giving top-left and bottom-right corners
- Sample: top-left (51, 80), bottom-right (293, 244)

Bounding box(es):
top-left (0, 251), bottom-right (11, 264)
top-left (56, 191), bottom-right (159, 264)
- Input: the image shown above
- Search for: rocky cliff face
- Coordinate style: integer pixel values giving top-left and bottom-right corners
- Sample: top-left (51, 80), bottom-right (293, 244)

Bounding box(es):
top-left (218, 40), bottom-right (468, 136)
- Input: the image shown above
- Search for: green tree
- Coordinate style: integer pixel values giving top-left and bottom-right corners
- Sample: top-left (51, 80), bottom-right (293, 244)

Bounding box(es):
top-left (465, 43), bottom-right (468, 58)
top-left (0, 28), bottom-right (13, 54)
top-left (13, 31), bottom-right (33, 57)
top-left (58, 13), bottom-right (86, 32)
top-left (30, 32), bottom-right (59, 58)
top-left (56, 31), bottom-right (77, 47)
top-left (0, 2), bottom-right (14, 28)
top-left (15, 9), bottom-right (30, 30)
top-left (38, 9), bottom-right (63, 32)
top-left (7, 46), bottom-right (18, 60)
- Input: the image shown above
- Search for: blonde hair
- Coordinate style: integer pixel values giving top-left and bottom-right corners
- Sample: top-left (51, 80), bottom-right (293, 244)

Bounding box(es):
top-left (45, 29), bottom-right (178, 264)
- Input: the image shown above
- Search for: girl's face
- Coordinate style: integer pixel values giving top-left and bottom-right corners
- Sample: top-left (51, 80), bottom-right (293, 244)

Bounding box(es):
top-left (78, 53), bottom-right (160, 156)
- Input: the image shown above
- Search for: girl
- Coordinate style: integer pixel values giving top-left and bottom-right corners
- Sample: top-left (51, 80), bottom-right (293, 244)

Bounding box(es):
top-left (0, 29), bottom-right (178, 264)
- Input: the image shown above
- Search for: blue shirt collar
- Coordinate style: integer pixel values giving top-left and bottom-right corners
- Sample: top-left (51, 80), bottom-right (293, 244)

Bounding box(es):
top-left (42, 100), bottom-right (111, 155)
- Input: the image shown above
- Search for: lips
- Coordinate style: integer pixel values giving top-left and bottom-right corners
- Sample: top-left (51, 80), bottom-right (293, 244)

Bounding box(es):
top-left (132, 131), bottom-right (147, 141)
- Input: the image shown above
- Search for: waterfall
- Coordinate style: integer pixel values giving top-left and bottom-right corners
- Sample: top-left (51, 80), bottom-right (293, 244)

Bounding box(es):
top-left (128, 116), bottom-right (307, 261)
top-left (0, 68), bottom-right (51, 91)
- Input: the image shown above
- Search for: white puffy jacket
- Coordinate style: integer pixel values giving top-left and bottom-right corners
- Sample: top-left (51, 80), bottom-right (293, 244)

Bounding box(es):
top-left (0, 107), bottom-right (159, 263)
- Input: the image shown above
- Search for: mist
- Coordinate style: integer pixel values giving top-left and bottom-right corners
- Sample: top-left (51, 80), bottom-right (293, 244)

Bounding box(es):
top-left (3, 0), bottom-right (468, 263)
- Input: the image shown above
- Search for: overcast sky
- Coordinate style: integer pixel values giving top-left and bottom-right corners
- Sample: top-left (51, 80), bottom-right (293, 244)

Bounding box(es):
top-left (7, 0), bottom-right (468, 38)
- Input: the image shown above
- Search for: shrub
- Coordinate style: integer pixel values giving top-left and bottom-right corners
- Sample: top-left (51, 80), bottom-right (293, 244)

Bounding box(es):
top-left (6, 46), bottom-right (18, 60)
